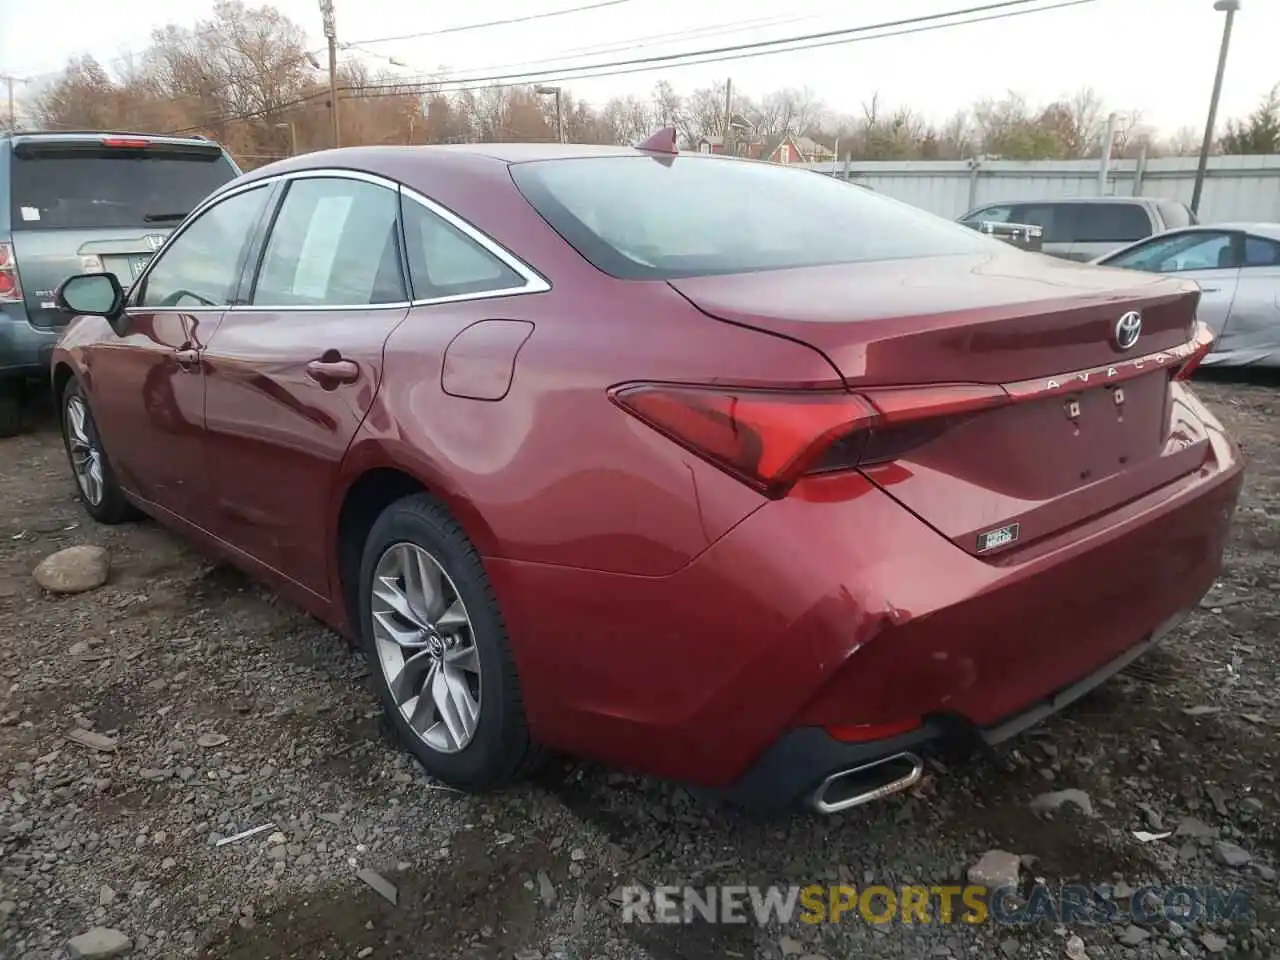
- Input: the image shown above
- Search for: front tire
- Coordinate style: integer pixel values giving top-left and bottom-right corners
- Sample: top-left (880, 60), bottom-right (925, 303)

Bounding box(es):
top-left (59, 378), bottom-right (139, 524)
top-left (358, 494), bottom-right (539, 789)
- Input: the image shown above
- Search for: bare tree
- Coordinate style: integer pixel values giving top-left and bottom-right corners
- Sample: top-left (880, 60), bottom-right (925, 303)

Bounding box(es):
top-left (28, 3), bottom-right (1280, 167)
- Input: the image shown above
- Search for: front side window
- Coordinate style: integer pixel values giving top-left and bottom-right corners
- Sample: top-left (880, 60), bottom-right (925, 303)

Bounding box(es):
top-left (252, 177), bottom-right (405, 307)
top-left (511, 156), bottom-right (993, 281)
top-left (136, 185), bottom-right (270, 308)
top-left (962, 205), bottom-right (1016, 225)
top-left (402, 199), bottom-right (527, 301)
top-left (1102, 231), bottom-right (1237, 273)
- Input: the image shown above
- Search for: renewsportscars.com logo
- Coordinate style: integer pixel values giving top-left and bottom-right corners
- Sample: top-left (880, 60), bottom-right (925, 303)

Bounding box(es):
top-left (618, 884), bottom-right (1253, 927)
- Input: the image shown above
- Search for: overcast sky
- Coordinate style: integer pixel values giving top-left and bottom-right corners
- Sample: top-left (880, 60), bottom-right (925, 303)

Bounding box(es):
top-left (2, 0), bottom-right (1277, 135)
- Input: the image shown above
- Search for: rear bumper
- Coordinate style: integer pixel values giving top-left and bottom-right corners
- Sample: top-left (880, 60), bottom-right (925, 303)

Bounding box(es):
top-left (723, 608), bottom-right (1190, 814)
top-left (0, 307), bottom-right (60, 378)
top-left (488, 387), bottom-right (1244, 799)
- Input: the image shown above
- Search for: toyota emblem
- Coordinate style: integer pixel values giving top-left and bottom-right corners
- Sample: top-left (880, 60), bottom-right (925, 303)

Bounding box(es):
top-left (1113, 311), bottom-right (1142, 351)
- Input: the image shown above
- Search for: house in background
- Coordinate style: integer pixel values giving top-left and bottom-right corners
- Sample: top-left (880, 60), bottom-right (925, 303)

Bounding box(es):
top-left (693, 130), bottom-right (838, 166)
top-left (764, 134), bottom-right (836, 165)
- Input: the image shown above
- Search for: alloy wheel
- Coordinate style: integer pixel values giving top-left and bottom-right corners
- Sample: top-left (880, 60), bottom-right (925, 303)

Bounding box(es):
top-left (370, 542), bottom-right (482, 754)
top-left (65, 395), bottom-right (105, 507)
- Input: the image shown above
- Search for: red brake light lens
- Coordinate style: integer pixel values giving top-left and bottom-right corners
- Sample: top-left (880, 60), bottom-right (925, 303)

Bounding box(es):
top-left (1173, 321), bottom-right (1215, 381)
top-left (610, 384), bottom-right (876, 497)
top-left (101, 137), bottom-right (151, 148)
top-left (0, 243), bottom-right (21, 302)
top-left (609, 382), bottom-right (1008, 498)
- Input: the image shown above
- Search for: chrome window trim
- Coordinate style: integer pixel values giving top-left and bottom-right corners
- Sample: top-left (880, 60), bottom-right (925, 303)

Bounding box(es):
top-left (127, 166), bottom-right (551, 314)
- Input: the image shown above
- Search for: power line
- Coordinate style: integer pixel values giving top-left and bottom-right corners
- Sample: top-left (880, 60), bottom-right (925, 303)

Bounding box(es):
top-left (358, 0), bottom-right (1092, 93)
top-left (391, 7), bottom-right (857, 80)
top-left (364, 0), bottom-right (1102, 96)
top-left (348, 0), bottom-right (633, 47)
top-left (169, 0), bottom-right (1099, 132)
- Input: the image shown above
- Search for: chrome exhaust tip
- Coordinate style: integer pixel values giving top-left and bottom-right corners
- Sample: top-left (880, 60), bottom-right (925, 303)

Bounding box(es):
top-left (810, 752), bottom-right (925, 814)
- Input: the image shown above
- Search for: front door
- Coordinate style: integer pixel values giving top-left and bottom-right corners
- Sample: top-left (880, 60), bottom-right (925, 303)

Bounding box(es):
top-left (200, 173), bottom-right (410, 598)
top-left (87, 183), bottom-right (275, 525)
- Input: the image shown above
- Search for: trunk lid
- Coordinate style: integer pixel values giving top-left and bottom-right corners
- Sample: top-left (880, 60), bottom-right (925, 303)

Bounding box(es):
top-left (10, 229), bottom-right (171, 328)
top-left (668, 252), bottom-right (1207, 557)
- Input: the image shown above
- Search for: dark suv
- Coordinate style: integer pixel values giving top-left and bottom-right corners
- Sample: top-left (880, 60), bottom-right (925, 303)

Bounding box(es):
top-left (0, 131), bottom-right (241, 435)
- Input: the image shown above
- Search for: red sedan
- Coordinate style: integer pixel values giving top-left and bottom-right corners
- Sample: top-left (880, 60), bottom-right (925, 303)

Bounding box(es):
top-left (50, 136), bottom-right (1242, 814)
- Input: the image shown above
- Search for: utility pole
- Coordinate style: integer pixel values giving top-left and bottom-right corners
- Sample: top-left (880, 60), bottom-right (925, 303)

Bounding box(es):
top-left (319, 0), bottom-right (340, 148)
top-left (723, 78), bottom-right (733, 155)
top-left (1098, 111), bottom-right (1117, 196)
top-left (1, 75), bottom-right (27, 131)
top-left (1190, 0), bottom-right (1241, 216)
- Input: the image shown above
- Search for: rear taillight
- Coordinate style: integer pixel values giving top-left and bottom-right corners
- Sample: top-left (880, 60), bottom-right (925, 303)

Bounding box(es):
top-left (609, 382), bottom-right (1007, 498)
top-left (0, 243), bottom-right (21, 302)
top-left (102, 137), bottom-right (151, 148)
top-left (1173, 321), bottom-right (1215, 381)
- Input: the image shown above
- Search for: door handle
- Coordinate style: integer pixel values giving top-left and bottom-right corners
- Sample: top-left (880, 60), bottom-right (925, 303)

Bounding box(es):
top-left (1200, 286), bottom-right (1221, 293)
top-left (306, 358), bottom-right (360, 385)
top-left (174, 347), bottom-right (200, 370)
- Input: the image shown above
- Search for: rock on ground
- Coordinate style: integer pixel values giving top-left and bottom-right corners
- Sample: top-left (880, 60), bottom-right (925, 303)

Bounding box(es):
top-left (1029, 788), bottom-right (1094, 817)
top-left (66, 926), bottom-right (132, 958)
top-left (33, 544), bottom-right (109, 594)
top-left (967, 850), bottom-right (1021, 890)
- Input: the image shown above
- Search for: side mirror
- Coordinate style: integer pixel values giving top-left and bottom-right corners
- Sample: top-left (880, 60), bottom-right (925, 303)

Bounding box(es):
top-left (56, 273), bottom-right (125, 326)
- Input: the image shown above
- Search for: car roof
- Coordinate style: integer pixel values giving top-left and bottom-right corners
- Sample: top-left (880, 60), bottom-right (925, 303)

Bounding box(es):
top-left (228, 143), bottom-right (744, 209)
top-left (974, 196), bottom-right (1156, 208)
top-left (1197, 221), bottom-right (1280, 241)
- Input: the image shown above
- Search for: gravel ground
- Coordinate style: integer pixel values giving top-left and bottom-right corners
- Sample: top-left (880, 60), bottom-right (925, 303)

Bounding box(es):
top-left (0, 376), bottom-right (1277, 960)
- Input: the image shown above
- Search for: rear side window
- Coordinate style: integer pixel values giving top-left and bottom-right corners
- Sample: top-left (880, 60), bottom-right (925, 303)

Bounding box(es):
top-left (1071, 203), bottom-right (1152, 244)
top-left (510, 156), bottom-right (992, 280)
top-left (252, 177), bottom-right (406, 307)
top-left (1244, 235), bottom-right (1280, 267)
top-left (402, 199), bottom-right (526, 301)
top-left (9, 142), bottom-right (238, 231)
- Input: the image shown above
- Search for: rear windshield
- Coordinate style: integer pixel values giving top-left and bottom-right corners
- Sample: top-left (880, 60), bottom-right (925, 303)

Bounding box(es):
top-left (509, 156), bottom-right (994, 280)
top-left (9, 144), bottom-right (238, 231)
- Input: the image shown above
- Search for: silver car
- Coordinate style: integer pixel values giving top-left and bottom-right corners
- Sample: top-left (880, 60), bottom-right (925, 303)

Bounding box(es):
top-left (1094, 222), bottom-right (1280, 368)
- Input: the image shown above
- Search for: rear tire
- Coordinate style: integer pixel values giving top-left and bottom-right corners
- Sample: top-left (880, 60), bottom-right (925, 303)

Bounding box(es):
top-left (358, 493), bottom-right (542, 789)
top-left (0, 381), bottom-right (22, 439)
top-left (59, 378), bottom-right (140, 525)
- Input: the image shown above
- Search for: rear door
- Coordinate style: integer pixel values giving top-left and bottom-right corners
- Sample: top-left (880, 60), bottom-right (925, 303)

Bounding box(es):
top-left (7, 136), bottom-right (239, 329)
top-left (200, 173), bottom-right (410, 597)
top-left (1214, 233), bottom-right (1280, 362)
